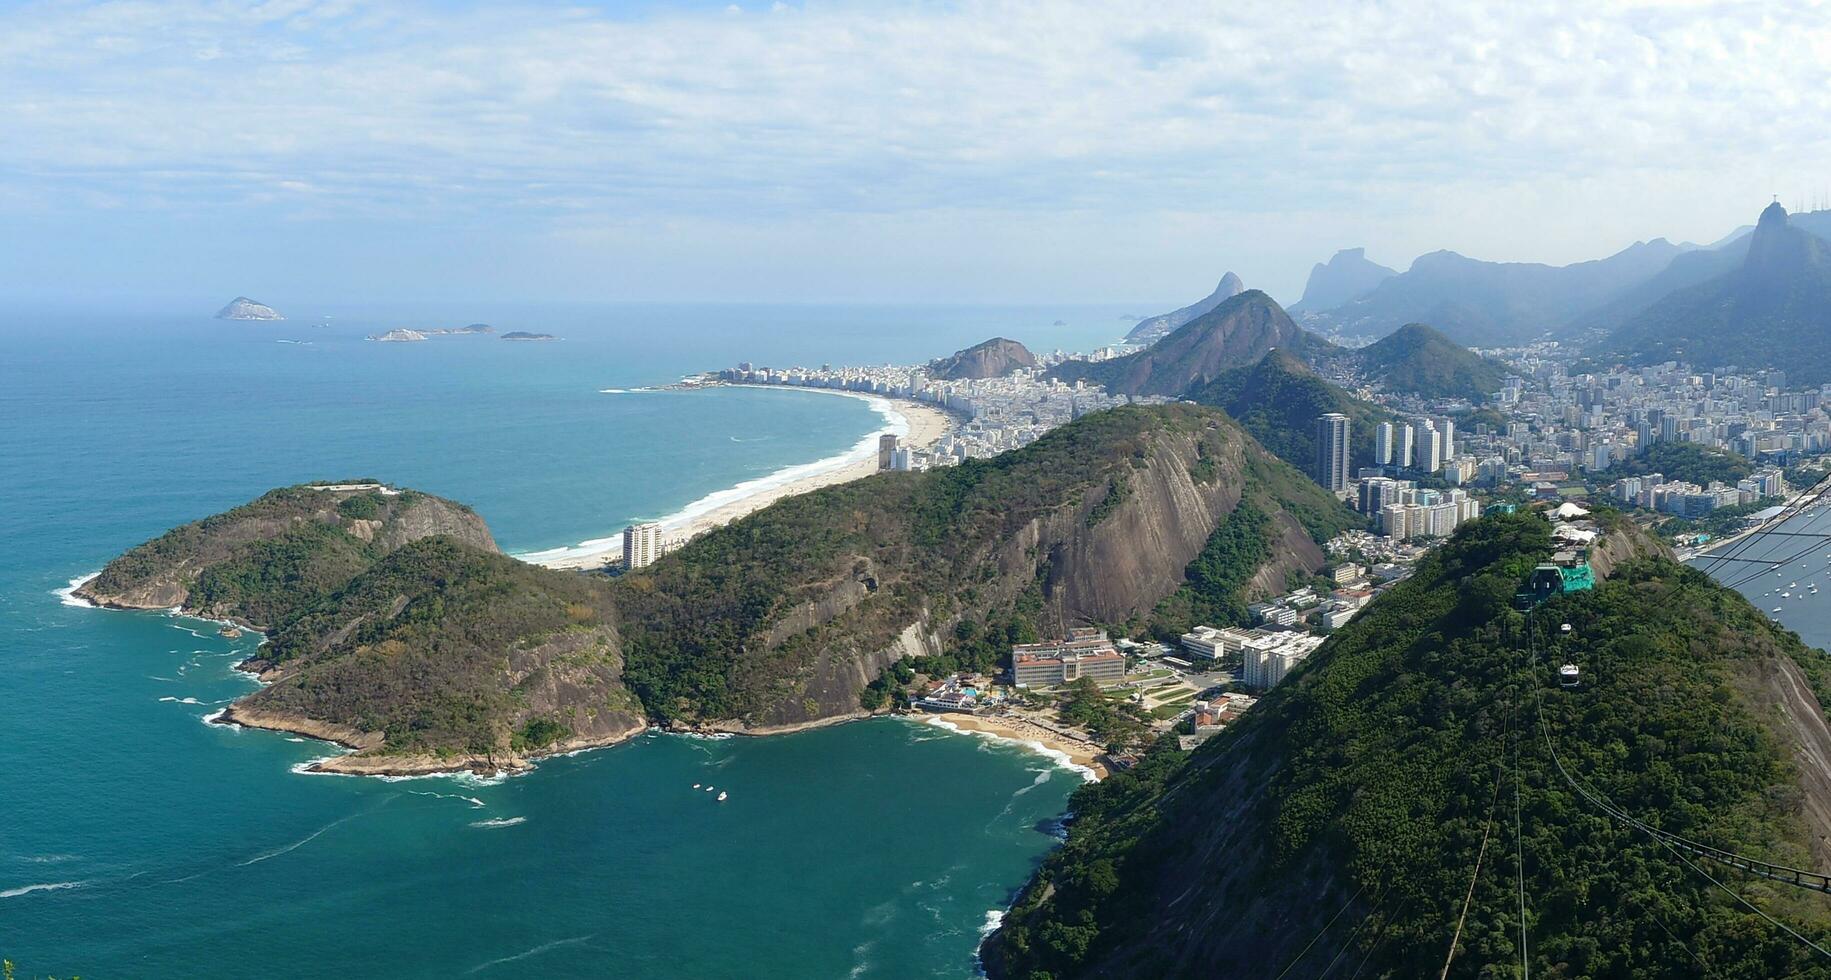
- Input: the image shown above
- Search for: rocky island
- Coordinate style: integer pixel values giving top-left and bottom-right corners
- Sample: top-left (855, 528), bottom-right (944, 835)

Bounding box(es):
top-left (367, 329), bottom-right (428, 342)
top-left (501, 330), bottom-right (559, 341)
top-left (215, 296), bottom-right (284, 321)
top-left (79, 405), bottom-right (1355, 775)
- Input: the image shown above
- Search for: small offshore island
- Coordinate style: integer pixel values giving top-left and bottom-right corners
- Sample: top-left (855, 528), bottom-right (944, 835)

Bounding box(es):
top-left (215, 296), bottom-right (284, 320)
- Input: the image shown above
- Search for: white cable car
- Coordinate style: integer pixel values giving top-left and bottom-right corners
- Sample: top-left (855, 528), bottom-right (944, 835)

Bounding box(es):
top-left (1560, 623), bottom-right (1573, 634)
top-left (1559, 664), bottom-right (1581, 688)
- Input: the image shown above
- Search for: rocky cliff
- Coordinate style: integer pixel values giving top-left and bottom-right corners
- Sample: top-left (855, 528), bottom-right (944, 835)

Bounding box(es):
top-left (613, 405), bottom-right (1355, 731)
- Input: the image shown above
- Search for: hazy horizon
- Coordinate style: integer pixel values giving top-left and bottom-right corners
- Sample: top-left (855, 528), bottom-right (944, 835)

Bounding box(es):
top-left (4, 0), bottom-right (1828, 308)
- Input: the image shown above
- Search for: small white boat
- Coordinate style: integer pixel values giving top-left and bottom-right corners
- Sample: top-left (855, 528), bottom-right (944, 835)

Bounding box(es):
top-left (693, 783), bottom-right (701, 789)
top-left (1791, 582), bottom-right (1799, 588)
top-left (1783, 592), bottom-right (1792, 598)
top-left (1775, 606), bottom-right (1785, 612)
top-left (717, 791), bottom-right (728, 802)
top-left (705, 786), bottom-right (715, 792)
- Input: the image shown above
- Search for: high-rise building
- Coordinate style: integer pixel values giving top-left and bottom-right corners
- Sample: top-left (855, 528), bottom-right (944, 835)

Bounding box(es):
top-left (622, 522), bottom-right (662, 571)
top-left (1315, 413), bottom-right (1351, 492)
top-left (877, 433), bottom-right (899, 471)
top-left (1414, 420), bottom-right (1443, 473)
top-left (1435, 417), bottom-right (1456, 458)
top-left (1396, 424), bottom-right (1415, 469)
top-left (1374, 422), bottom-right (1394, 466)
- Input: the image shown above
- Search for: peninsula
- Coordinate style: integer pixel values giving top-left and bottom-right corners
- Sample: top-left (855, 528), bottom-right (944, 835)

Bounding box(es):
top-left (79, 405), bottom-right (1355, 775)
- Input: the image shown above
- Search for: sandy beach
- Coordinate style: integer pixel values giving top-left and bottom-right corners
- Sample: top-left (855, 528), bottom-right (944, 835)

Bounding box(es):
top-left (529, 387), bottom-right (955, 570)
top-left (917, 713), bottom-right (1109, 779)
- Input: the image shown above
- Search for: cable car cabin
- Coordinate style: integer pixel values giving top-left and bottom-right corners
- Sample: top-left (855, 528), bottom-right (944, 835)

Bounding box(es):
top-left (1559, 664), bottom-right (1581, 688)
top-left (1513, 561), bottom-right (1596, 610)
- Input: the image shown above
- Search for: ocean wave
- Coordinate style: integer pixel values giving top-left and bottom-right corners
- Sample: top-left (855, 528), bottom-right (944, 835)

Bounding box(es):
top-left (407, 789), bottom-right (487, 808)
top-left (0, 880), bottom-right (91, 900)
top-left (516, 387), bottom-right (911, 567)
top-left (470, 816), bottom-right (527, 828)
top-left (978, 908), bottom-right (1006, 938)
top-left (52, 572), bottom-right (99, 608)
top-left (12, 854), bottom-right (79, 864)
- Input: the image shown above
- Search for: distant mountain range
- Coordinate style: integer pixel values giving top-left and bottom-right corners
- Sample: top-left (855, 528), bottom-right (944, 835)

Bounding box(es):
top-left (1600, 202), bottom-right (1831, 383)
top-left (1290, 248), bottom-right (1396, 314)
top-left (927, 337), bottom-right (1037, 380)
top-left (1290, 208), bottom-right (1831, 347)
top-left (1123, 272), bottom-right (1244, 345)
top-left (1052, 289), bottom-right (1506, 410)
top-left (1052, 291), bottom-right (1316, 396)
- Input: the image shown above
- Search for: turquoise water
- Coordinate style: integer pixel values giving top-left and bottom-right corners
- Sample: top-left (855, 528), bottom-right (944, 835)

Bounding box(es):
top-left (0, 303), bottom-right (1126, 978)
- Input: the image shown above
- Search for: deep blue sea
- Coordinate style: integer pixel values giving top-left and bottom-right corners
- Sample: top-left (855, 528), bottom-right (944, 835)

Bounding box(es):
top-left (0, 302), bottom-right (1132, 978)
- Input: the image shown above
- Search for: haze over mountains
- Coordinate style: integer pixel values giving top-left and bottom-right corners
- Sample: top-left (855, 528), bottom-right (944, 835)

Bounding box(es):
top-left (1116, 202), bottom-right (1831, 388)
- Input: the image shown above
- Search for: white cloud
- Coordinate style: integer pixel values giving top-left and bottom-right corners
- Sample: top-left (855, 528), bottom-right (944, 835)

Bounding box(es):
top-left (1, 0), bottom-right (1828, 301)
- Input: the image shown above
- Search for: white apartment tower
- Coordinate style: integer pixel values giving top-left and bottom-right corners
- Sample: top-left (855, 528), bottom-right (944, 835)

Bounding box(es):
top-left (1375, 421), bottom-right (1394, 466)
top-left (622, 521), bottom-right (662, 570)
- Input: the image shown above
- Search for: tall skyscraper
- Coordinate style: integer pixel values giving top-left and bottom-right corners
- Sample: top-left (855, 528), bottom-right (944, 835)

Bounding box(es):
top-left (623, 522), bottom-right (662, 570)
top-left (1374, 421), bottom-right (1394, 466)
top-left (1435, 416), bottom-right (1455, 458)
top-left (1396, 424), bottom-right (1415, 469)
top-left (877, 433), bottom-right (899, 471)
top-left (1315, 413), bottom-right (1351, 492)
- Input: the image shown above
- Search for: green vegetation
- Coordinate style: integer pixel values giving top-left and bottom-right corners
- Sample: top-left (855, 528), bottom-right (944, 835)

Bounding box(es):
top-left (614, 404), bottom-right (1350, 726)
top-left (1601, 440), bottom-right (1754, 486)
top-left (1057, 677), bottom-right (1149, 753)
top-left (1186, 348), bottom-right (1391, 476)
top-left (985, 513), bottom-right (1831, 978)
top-left (1148, 501), bottom-right (1270, 638)
top-left (1349, 322), bottom-right (1508, 401)
top-left (252, 537), bottom-right (628, 757)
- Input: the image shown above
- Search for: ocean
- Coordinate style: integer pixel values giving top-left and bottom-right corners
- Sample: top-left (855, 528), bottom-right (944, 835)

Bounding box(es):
top-left (0, 302), bottom-right (1132, 978)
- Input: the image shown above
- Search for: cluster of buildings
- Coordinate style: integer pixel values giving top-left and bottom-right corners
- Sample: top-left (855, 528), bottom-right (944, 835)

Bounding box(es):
top-left (717, 361), bottom-right (1166, 464)
top-left (1353, 478), bottom-right (1484, 540)
top-left (1182, 691), bottom-right (1259, 750)
top-left (1455, 352), bottom-right (1831, 488)
top-left (1608, 468), bottom-right (1786, 516)
top-left (1010, 628), bottom-right (1129, 688)
top-left (1178, 626), bottom-right (1326, 690)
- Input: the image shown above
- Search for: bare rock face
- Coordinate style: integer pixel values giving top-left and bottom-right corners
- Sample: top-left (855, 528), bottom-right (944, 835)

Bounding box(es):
top-left (704, 410), bottom-right (1338, 729)
top-left (927, 337), bottom-right (1040, 380)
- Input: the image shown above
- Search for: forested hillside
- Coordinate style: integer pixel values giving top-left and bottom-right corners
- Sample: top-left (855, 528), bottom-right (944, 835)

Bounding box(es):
top-left (984, 512), bottom-right (1831, 978)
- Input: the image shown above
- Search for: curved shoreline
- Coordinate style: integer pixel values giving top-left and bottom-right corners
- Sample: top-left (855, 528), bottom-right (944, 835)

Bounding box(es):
top-left (522, 386), bottom-right (955, 570)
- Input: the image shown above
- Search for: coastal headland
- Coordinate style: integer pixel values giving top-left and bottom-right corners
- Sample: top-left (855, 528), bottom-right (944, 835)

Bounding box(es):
top-left (71, 404), bottom-right (1350, 780)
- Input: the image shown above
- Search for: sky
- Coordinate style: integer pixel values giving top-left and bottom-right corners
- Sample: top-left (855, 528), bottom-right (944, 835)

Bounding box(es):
top-left (4, 0), bottom-right (1830, 309)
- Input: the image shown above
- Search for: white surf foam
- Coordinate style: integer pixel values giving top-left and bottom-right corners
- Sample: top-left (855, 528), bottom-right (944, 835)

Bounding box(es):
top-left (1, 880), bottom-right (91, 899)
top-left (919, 717), bottom-right (1097, 782)
top-left (53, 572), bottom-right (99, 608)
top-left (470, 816), bottom-right (527, 828)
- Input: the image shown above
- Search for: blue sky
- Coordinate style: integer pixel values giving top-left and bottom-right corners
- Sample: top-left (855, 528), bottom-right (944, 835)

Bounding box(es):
top-left (3, 0), bottom-right (1829, 309)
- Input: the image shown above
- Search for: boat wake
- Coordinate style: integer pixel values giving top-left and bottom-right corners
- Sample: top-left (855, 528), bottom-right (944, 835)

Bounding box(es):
top-left (470, 816), bottom-right (527, 829)
top-left (463, 934), bottom-right (592, 974)
top-left (0, 880), bottom-right (91, 900)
